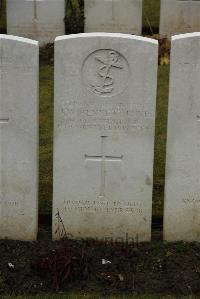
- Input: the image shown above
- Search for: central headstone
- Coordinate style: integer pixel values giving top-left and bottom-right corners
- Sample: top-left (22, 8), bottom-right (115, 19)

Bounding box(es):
top-left (160, 0), bottom-right (200, 38)
top-left (6, 0), bottom-right (65, 46)
top-left (53, 33), bottom-right (158, 242)
top-left (84, 0), bottom-right (142, 35)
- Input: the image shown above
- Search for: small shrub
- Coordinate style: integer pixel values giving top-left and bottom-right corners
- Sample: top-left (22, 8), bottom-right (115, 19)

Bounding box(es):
top-left (64, 0), bottom-right (84, 34)
top-left (36, 241), bottom-right (89, 290)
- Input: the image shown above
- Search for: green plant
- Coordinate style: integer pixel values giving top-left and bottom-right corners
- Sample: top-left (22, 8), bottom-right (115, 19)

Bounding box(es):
top-left (64, 0), bottom-right (84, 34)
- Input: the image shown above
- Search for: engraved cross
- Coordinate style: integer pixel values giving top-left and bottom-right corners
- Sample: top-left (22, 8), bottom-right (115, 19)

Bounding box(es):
top-left (0, 117), bottom-right (9, 220)
top-left (25, 0), bottom-right (43, 20)
top-left (34, 0), bottom-right (37, 20)
top-left (85, 136), bottom-right (123, 198)
top-left (0, 41), bottom-right (10, 223)
top-left (111, 0), bottom-right (115, 21)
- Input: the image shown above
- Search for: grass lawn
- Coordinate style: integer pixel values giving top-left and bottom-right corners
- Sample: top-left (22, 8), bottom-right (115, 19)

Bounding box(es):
top-left (39, 65), bottom-right (54, 214)
top-left (153, 65), bottom-right (169, 217)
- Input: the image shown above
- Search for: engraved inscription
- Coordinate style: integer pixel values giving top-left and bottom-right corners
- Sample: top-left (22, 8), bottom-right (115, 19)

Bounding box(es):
top-left (182, 197), bottom-right (200, 204)
top-left (82, 49), bottom-right (130, 97)
top-left (85, 136), bottom-right (123, 199)
top-left (182, 198), bottom-right (200, 203)
top-left (0, 200), bottom-right (19, 207)
top-left (63, 200), bottom-right (143, 215)
top-left (181, 191), bottom-right (200, 204)
top-left (58, 101), bottom-right (154, 132)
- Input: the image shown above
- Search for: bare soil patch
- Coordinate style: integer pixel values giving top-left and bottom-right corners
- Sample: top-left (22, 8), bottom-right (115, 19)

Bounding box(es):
top-left (0, 232), bottom-right (199, 296)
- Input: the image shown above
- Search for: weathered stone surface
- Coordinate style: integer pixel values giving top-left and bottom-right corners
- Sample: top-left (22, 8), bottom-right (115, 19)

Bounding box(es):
top-left (53, 33), bottom-right (158, 242)
top-left (160, 0), bottom-right (200, 38)
top-left (164, 33), bottom-right (200, 242)
top-left (84, 0), bottom-right (142, 35)
top-left (0, 35), bottom-right (38, 241)
top-left (7, 0), bottom-right (65, 46)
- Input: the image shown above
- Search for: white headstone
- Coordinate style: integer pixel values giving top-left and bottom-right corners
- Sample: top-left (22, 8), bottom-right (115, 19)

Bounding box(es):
top-left (160, 0), bottom-right (200, 38)
top-left (6, 0), bottom-right (65, 46)
top-left (84, 0), bottom-right (142, 35)
top-left (164, 33), bottom-right (200, 242)
top-left (0, 35), bottom-right (38, 241)
top-left (53, 33), bottom-right (158, 242)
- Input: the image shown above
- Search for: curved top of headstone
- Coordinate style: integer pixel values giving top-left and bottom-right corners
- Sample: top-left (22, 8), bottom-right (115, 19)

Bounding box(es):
top-left (55, 33), bottom-right (158, 45)
top-left (0, 34), bottom-right (38, 46)
top-left (172, 32), bottom-right (200, 41)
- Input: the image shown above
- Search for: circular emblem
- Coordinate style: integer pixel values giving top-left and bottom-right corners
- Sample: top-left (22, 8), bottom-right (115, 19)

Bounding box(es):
top-left (82, 49), bottom-right (130, 97)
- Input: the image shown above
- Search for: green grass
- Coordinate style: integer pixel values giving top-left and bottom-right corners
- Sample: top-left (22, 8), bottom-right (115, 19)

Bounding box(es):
top-left (153, 65), bottom-right (170, 217)
top-left (39, 65), bottom-right (54, 214)
top-left (143, 0), bottom-right (160, 33)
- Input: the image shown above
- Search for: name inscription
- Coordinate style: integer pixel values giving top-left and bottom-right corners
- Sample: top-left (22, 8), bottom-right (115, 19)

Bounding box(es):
top-left (58, 101), bottom-right (153, 132)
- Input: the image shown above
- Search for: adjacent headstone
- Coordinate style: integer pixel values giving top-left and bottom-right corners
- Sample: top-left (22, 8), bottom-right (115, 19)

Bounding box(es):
top-left (53, 33), bottom-right (158, 242)
top-left (84, 0), bottom-right (142, 35)
top-left (6, 0), bottom-right (65, 46)
top-left (0, 35), bottom-right (38, 241)
top-left (160, 0), bottom-right (200, 38)
top-left (164, 33), bottom-right (200, 242)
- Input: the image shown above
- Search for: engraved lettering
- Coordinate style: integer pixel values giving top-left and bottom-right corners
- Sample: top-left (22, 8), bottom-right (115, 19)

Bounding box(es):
top-left (63, 199), bottom-right (143, 215)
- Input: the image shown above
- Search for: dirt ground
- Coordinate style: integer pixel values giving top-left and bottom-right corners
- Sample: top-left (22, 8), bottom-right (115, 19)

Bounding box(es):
top-left (0, 223), bottom-right (200, 297)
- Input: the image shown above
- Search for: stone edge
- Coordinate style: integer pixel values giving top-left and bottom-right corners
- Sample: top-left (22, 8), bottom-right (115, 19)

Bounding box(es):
top-left (0, 34), bottom-right (38, 46)
top-left (172, 32), bottom-right (200, 41)
top-left (55, 33), bottom-right (158, 45)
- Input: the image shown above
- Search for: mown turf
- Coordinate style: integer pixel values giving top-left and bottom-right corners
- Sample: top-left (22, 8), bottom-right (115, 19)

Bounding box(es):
top-left (39, 65), bottom-right (54, 214)
top-left (153, 65), bottom-right (170, 217)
